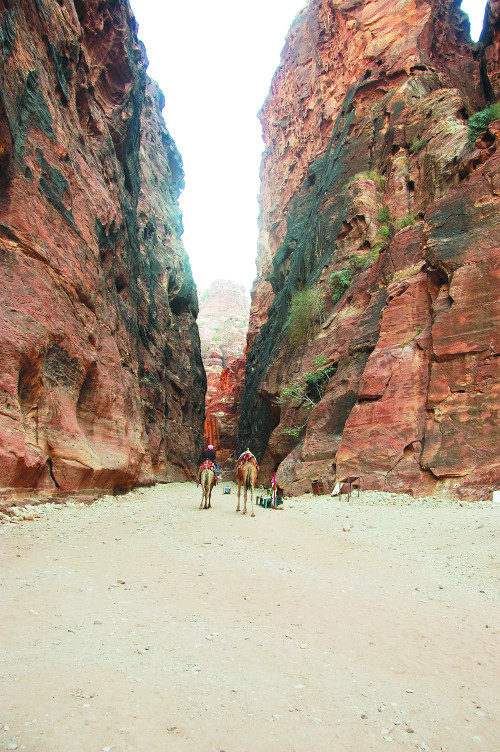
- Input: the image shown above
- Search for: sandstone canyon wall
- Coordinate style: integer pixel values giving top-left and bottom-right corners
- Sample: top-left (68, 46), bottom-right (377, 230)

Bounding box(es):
top-left (198, 279), bottom-right (249, 474)
top-left (240, 0), bottom-right (500, 498)
top-left (0, 0), bottom-right (206, 499)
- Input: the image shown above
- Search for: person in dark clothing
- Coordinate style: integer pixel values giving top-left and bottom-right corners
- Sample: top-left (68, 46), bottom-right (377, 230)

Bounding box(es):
top-left (199, 444), bottom-right (222, 481)
top-left (201, 445), bottom-right (216, 463)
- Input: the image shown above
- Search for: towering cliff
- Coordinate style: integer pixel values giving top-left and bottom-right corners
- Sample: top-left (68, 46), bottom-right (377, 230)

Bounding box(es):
top-left (0, 0), bottom-right (205, 498)
top-left (198, 279), bottom-right (249, 473)
top-left (240, 0), bottom-right (500, 498)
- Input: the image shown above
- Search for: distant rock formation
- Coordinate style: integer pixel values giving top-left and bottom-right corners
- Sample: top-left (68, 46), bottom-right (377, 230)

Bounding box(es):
top-left (198, 280), bottom-right (249, 473)
top-left (239, 0), bottom-right (500, 498)
top-left (0, 0), bottom-right (205, 499)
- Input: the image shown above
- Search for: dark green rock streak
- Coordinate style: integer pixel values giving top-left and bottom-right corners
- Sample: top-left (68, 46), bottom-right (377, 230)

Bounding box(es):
top-left (238, 86), bottom-right (367, 461)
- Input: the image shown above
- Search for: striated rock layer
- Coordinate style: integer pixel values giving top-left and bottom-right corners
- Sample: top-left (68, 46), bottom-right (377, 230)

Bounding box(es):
top-left (240, 0), bottom-right (500, 498)
top-left (0, 0), bottom-right (205, 498)
top-left (198, 280), bottom-right (249, 474)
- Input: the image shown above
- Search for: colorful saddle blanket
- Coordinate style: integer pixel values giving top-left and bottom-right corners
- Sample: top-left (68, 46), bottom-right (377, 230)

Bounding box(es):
top-left (237, 454), bottom-right (259, 478)
top-left (200, 460), bottom-right (216, 472)
top-left (238, 452), bottom-right (257, 465)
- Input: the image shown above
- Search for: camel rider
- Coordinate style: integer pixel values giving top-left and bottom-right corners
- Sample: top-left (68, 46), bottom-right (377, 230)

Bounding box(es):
top-left (200, 444), bottom-right (222, 481)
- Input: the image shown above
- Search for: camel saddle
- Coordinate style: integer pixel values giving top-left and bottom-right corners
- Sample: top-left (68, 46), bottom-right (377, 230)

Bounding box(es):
top-left (200, 460), bottom-right (216, 472)
top-left (238, 452), bottom-right (257, 465)
top-left (236, 453), bottom-right (259, 478)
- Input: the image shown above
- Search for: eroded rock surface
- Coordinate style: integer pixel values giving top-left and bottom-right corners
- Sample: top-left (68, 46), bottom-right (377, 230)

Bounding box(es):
top-left (0, 0), bottom-right (205, 498)
top-left (198, 280), bottom-right (249, 473)
top-left (240, 0), bottom-right (500, 498)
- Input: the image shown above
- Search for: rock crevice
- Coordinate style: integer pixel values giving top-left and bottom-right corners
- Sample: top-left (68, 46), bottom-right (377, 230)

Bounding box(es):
top-left (198, 280), bottom-right (249, 474)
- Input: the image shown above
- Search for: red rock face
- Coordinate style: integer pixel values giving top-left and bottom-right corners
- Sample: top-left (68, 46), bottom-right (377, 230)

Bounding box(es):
top-left (198, 280), bottom-right (249, 473)
top-left (240, 0), bottom-right (500, 498)
top-left (0, 0), bottom-right (205, 499)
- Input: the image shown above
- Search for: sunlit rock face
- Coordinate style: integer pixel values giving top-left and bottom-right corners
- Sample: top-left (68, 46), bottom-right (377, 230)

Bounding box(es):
top-left (240, 0), bottom-right (500, 498)
top-left (198, 280), bottom-right (249, 474)
top-left (0, 0), bottom-right (205, 498)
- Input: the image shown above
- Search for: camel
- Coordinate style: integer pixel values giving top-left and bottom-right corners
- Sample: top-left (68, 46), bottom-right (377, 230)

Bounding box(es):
top-left (236, 459), bottom-right (257, 517)
top-left (199, 466), bottom-right (216, 510)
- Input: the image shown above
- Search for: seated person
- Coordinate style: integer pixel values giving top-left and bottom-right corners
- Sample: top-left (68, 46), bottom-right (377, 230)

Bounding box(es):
top-left (200, 444), bottom-right (222, 480)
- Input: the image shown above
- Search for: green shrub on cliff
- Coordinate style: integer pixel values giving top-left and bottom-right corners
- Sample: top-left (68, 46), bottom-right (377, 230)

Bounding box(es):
top-left (347, 170), bottom-right (386, 192)
top-left (401, 326), bottom-right (423, 347)
top-left (276, 356), bottom-right (336, 409)
top-left (467, 102), bottom-right (500, 145)
top-left (284, 425), bottom-right (303, 439)
top-left (329, 268), bottom-right (352, 303)
top-left (287, 287), bottom-right (324, 346)
top-left (410, 136), bottom-right (427, 154)
top-left (275, 380), bottom-right (313, 408)
top-left (304, 355), bottom-right (337, 401)
top-left (378, 206), bottom-right (390, 224)
top-left (397, 212), bottom-right (416, 230)
top-left (350, 249), bottom-right (379, 269)
top-left (329, 249), bottom-right (380, 304)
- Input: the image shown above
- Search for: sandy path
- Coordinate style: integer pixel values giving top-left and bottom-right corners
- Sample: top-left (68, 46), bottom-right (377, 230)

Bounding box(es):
top-left (0, 483), bottom-right (499, 752)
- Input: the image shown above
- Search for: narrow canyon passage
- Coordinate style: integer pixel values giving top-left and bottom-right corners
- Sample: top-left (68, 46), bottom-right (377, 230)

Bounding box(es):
top-left (1, 487), bottom-right (498, 752)
top-left (198, 281), bottom-right (250, 474)
top-left (1, 0), bottom-right (498, 502)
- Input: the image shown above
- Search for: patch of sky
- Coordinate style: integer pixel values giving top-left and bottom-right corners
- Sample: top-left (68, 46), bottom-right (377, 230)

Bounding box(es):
top-left (461, 0), bottom-right (488, 41)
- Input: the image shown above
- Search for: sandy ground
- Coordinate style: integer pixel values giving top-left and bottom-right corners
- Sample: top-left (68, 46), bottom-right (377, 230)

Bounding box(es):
top-left (0, 483), bottom-right (499, 752)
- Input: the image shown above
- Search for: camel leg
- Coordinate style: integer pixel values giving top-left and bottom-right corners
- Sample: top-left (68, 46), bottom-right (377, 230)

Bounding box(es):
top-left (208, 485), bottom-right (212, 509)
top-left (236, 482), bottom-right (241, 512)
top-left (242, 486), bottom-right (247, 515)
top-left (250, 485), bottom-right (255, 517)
